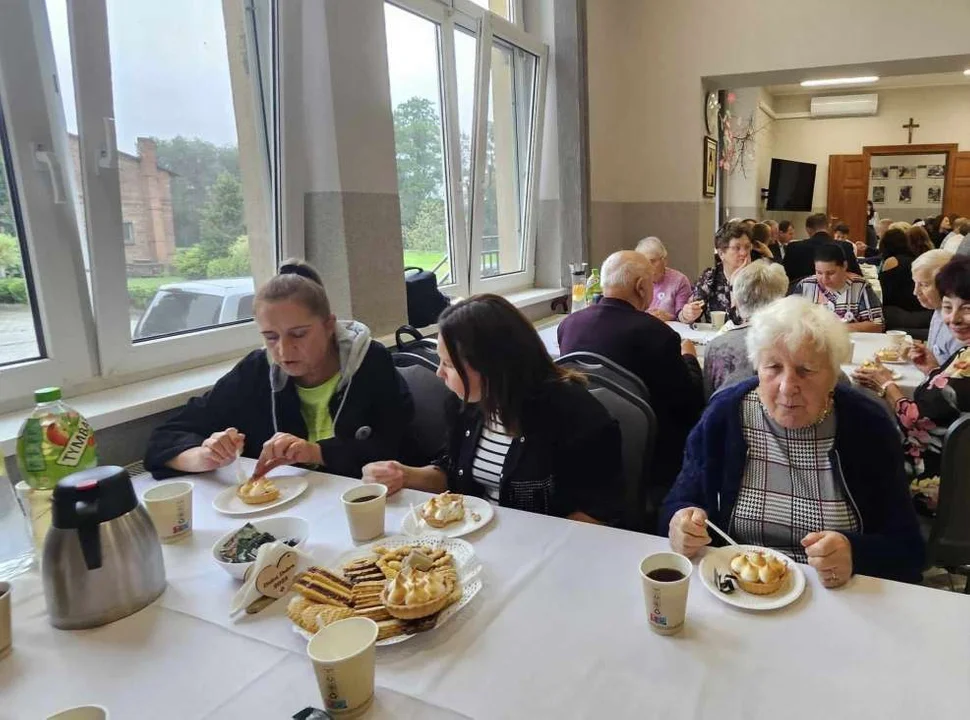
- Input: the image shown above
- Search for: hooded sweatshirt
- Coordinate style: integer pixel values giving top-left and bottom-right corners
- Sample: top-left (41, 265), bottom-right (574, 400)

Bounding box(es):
top-left (145, 321), bottom-right (414, 479)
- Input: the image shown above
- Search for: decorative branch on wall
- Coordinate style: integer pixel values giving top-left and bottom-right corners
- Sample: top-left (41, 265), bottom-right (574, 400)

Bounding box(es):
top-left (719, 92), bottom-right (773, 177)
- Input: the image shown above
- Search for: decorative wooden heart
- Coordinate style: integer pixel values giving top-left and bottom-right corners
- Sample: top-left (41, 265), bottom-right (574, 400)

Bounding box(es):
top-left (254, 550), bottom-right (298, 599)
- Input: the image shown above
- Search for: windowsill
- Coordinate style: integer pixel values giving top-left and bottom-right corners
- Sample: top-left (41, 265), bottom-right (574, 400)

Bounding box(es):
top-left (0, 286), bottom-right (566, 457)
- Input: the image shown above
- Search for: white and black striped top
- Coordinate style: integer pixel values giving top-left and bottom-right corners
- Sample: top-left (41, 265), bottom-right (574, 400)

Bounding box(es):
top-left (471, 420), bottom-right (514, 503)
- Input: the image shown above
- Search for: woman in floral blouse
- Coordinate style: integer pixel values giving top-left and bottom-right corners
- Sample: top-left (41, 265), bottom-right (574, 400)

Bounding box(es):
top-left (854, 255), bottom-right (970, 479)
top-left (679, 221), bottom-right (752, 325)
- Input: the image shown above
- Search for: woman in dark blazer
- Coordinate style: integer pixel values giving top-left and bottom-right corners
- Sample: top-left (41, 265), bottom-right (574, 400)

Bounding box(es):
top-left (363, 294), bottom-right (622, 523)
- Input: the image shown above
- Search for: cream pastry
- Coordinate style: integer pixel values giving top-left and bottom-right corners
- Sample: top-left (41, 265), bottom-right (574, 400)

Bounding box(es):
top-left (420, 492), bottom-right (465, 528)
top-left (729, 551), bottom-right (788, 595)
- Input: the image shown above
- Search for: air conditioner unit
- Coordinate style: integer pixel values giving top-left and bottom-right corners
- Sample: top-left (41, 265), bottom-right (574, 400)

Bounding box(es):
top-left (810, 94), bottom-right (878, 118)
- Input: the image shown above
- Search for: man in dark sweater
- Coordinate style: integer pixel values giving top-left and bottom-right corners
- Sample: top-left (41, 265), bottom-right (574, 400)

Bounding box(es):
top-left (784, 213), bottom-right (861, 283)
top-left (557, 251), bottom-right (704, 490)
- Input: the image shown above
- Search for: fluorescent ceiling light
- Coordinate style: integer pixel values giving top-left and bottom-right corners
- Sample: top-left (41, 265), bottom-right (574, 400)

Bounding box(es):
top-left (800, 76), bottom-right (879, 87)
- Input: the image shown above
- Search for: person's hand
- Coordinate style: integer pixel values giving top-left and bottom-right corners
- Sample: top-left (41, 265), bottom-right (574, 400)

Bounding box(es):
top-left (852, 359), bottom-right (895, 392)
top-left (907, 341), bottom-right (939, 374)
top-left (197, 428), bottom-right (245, 471)
top-left (253, 433), bottom-right (322, 477)
top-left (681, 339), bottom-right (697, 357)
top-left (361, 461), bottom-right (407, 495)
top-left (679, 300), bottom-right (704, 324)
top-left (854, 241), bottom-right (867, 258)
top-left (801, 531), bottom-right (853, 588)
top-left (648, 308), bottom-right (674, 322)
top-left (668, 507), bottom-right (711, 557)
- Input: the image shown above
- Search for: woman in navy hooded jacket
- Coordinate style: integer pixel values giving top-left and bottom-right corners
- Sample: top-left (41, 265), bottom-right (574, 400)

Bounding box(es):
top-left (661, 296), bottom-right (924, 587)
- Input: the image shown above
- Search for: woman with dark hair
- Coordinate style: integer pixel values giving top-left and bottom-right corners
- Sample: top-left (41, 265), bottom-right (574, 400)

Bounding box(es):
top-left (749, 222), bottom-right (774, 261)
top-left (363, 294), bottom-right (622, 523)
top-left (855, 255), bottom-right (970, 479)
top-left (878, 228), bottom-right (930, 330)
top-left (145, 259), bottom-right (413, 479)
top-left (679, 221), bottom-right (752, 324)
top-left (907, 225), bottom-right (934, 257)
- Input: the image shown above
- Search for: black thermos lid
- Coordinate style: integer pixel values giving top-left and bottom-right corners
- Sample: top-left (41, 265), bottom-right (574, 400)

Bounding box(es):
top-left (51, 466), bottom-right (137, 529)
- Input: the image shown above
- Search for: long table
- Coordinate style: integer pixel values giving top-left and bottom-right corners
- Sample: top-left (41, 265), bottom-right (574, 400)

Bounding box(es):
top-left (4, 466), bottom-right (968, 719)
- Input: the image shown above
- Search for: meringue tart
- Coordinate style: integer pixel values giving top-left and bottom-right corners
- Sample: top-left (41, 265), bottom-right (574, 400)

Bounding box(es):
top-left (236, 476), bottom-right (280, 505)
top-left (420, 492), bottom-right (466, 528)
top-left (381, 566), bottom-right (458, 620)
top-left (729, 551), bottom-right (789, 595)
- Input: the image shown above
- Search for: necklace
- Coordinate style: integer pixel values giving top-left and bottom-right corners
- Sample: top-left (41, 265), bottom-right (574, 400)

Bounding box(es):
top-left (758, 394), bottom-right (834, 428)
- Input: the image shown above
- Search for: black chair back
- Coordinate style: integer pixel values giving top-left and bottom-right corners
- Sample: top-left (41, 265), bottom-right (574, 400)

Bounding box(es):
top-left (927, 414), bottom-right (970, 574)
top-left (395, 363), bottom-right (451, 466)
top-left (556, 352), bottom-right (650, 404)
top-left (394, 325), bottom-right (440, 371)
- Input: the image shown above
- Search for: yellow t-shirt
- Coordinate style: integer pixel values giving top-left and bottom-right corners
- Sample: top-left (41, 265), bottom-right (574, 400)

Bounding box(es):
top-left (295, 373), bottom-right (341, 442)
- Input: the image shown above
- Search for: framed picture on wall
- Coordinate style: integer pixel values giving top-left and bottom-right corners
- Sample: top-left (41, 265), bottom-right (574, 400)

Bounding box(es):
top-left (927, 165), bottom-right (946, 178)
top-left (871, 167), bottom-right (889, 179)
top-left (928, 186), bottom-right (942, 203)
top-left (899, 185), bottom-right (912, 203)
top-left (703, 136), bottom-right (717, 197)
top-left (872, 186), bottom-right (886, 203)
top-left (897, 166), bottom-right (917, 179)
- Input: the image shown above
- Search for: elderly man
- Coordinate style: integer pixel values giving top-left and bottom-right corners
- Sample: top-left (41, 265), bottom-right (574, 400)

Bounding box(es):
top-left (557, 251), bottom-right (704, 488)
top-left (793, 243), bottom-right (884, 333)
top-left (635, 236), bottom-right (692, 322)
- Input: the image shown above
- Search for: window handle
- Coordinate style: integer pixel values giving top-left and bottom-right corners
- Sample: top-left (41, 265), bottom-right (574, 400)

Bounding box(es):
top-left (33, 145), bottom-right (65, 204)
top-left (98, 116), bottom-right (117, 170)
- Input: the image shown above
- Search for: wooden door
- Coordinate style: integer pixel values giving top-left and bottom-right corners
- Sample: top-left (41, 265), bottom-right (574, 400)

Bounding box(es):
top-left (827, 154), bottom-right (867, 242)
top-left (944, 151), bottom-right (970, 217)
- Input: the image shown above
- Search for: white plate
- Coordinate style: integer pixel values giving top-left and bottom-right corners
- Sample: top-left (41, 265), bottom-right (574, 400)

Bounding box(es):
top-left (296, 534), bottom-right (482, 646)
top-left (399, 495), bottom-right (494, 538)
top-left (698, 545), bottom-right (806, 611)
top-left (212, 477), bottom-right (309, 516)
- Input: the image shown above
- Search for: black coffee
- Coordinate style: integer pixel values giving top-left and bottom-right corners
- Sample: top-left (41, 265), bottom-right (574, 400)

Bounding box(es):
top-left (647, 568), bottom-right (685, 582)
top-left (351, 495), bottom-right (379, 503)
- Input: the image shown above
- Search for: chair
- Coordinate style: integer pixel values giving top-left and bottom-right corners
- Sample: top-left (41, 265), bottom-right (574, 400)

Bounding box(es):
top-left (394, 364), bottom-right (452, 467)
top-left (585, 374), bottom-right (657, 532)
top-left (556, 352), bottom-right (650, 404)
top-left (394, 325), bottom-right (440, 370)
top-left (926, 413), bottom-right (970, 593)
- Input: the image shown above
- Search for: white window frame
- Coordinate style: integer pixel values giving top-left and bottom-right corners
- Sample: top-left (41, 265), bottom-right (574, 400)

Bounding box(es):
top-left (65, 0), bottom-right (275, 379)
top-left (0, 0), bottom-right (99, 405)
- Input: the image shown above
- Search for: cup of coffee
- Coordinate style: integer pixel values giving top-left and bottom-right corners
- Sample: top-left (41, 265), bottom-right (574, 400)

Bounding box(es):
top-left (0, 582), bottom-right (10, 660)
top-left (46, 706), bottom-right (110, 720)
top-left (639, 552), bottom-right (693, 636)
top-left (308, 617), bottom-right (379, 716)
top-left (710, 310), bottom-right (726, 330)
top-left (341, 484), bottom-right (388, 542)
top-left (886, 330), bottom-right (908, 353)
top-left (142, 481), bottom-right (193, 543)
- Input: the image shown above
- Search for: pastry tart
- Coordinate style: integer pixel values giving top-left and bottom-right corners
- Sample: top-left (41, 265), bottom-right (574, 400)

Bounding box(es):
top-left (381, 566), bottom-right (458, 620)
top-left (420, 492), bottom-right (465, 528)
top-left (236, 476), bottom-right (279, 505)
top-left (729, 551), bottom-right (789, 595)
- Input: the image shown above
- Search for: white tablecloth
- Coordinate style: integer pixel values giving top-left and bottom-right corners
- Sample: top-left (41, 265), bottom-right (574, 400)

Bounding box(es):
top-left (3, 465), bottom-right (969, 719)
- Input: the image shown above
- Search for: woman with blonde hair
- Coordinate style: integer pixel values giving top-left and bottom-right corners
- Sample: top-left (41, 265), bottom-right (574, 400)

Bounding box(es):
top-left (145, 259), bottom-right (413, 479)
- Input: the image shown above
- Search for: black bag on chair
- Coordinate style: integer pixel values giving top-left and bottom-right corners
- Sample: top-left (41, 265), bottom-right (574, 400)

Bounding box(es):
top-left (394, 325), bottom-right (440, 371)
top-left (404, 267), bottom-right (449, 328)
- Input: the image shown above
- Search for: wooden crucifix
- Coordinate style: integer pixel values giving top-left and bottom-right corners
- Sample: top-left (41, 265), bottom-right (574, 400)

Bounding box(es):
top-left (902, 117), bottom-right (920, 144)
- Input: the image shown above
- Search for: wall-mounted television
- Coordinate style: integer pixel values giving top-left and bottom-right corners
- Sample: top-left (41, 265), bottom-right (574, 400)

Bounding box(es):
top-left (767, 159), bottom-right (817, 211)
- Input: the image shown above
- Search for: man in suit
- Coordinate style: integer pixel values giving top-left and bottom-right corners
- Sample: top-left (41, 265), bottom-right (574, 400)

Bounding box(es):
top-left (557, 251), bottom-right (704, 489)
top-left (770, 219), bottom-right (796, 262)
top-left (783, 212), bottom-right (861, 283)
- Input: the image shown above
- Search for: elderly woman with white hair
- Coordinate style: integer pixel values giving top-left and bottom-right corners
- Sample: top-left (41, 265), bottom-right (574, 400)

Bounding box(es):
top-left (703, 259), bottom-right (788, 397)
top-left (634, 236), bottom-right (692, 321)
top-left (662, 296), bottom-right (925, 586)
top-left (906, 249), bottom-right (960, 364)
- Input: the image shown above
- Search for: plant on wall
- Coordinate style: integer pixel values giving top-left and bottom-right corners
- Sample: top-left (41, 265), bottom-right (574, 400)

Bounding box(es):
top-left (719, 92), bottom-right (772, 178)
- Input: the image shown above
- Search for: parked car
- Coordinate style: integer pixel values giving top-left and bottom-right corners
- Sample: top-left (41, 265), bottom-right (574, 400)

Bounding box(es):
top-left (132, 277), bottom-right (255, 340)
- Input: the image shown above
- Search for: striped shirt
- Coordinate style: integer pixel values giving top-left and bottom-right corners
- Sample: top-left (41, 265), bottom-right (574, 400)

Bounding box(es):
top-left (794, 276), bottom-right (883, 325)
top-left (471, 420), bottom-right (514, 503)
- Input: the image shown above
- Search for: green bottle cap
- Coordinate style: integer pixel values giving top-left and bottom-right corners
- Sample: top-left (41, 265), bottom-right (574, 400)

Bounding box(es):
top-left (35, 387), bottom-right (62, 403)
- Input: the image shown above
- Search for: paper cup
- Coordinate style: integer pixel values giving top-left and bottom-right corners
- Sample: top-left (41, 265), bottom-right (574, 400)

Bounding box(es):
top-left (847, 340), bottom-right (856, 364)
top-left (142, 481), bottom-right (193, 543)
top-left (886, 330), bottom-right (907, 352)
top-left (46, 706), bottom-right (109, 720)
top-left (308, 617), bottom-right (379, 716)
top-left (710, 310), bottom-right (726, 329)
top-left (341, 484), bottom-right (387, 542)
top-left (639, 552), bottom-right (693, 636)
top-left (0, 583), bottom-right (10, 660)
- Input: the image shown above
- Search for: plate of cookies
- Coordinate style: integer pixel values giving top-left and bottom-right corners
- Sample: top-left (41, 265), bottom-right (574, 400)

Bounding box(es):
top-left (287, 534), bottom-right (482, 645)
top-left (399, 491), bottom-right (494, 538)
top-left (698, 545), bottom-right (806, 611)
top-left (212, 475), bottom-right (309, 516)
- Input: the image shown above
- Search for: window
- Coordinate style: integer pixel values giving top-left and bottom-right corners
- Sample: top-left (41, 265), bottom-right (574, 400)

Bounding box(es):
top-left (385, 1), bottom-right (547, 297)
top-left (122, 220), bottom-right (134, 245)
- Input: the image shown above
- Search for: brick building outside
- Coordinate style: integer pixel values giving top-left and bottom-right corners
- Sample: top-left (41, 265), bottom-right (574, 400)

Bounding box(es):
top-left (68, 135), bottom-right (177, 275)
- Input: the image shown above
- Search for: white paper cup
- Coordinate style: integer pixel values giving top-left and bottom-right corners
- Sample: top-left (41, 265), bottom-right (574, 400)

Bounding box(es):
top-left (46, 706), bottom-right (109, 720)
top-left (341, 484), bottom-right (387, 542)
top-left (0, 582), bottom-right (10, 660)
top-left (639, 552), bottom-right (693, 636)
top-left (308, 617), bottom-right (379, 716)
top-left (710, 310), bottom-right (726, 329)
top-left (886, 330), bottom-right (907, 352)
top-left (847, 340), bottom-right (856, 364)
top-left (142, 481), bottom-right (193, 543)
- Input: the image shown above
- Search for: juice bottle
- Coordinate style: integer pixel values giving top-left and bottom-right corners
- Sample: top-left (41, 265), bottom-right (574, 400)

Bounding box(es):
top-left (586, 268), bottom-right (602, 305)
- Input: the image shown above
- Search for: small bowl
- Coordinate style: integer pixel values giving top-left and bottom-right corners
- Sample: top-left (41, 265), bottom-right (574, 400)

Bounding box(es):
top-left (211, 516), bottom-right (310, 580)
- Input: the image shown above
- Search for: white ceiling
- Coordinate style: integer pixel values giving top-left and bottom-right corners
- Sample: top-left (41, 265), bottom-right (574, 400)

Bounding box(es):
top-left (767, 71), bottom-right (970, 96)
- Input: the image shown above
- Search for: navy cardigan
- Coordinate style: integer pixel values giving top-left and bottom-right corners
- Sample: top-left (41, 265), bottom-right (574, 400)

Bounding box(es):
top-left (660, 378), bottom-right (925, 583)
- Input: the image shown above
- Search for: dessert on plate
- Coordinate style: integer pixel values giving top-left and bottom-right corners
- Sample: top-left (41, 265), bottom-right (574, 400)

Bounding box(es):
top-left (875, 348), bottom-right (900, 363)
top-left (420, 492), bottom-right (466, 528)
top-left (236, 476), bottom-right (280, 505)
top-left (381, 565), bottom-right (458, 620)
top-left (729, 551), bottom-right (789, 595)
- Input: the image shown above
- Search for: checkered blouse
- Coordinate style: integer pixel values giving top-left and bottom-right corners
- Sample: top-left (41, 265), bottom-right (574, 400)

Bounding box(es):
top-left (730, 389), bottom-right (861, 562)
top-left (794, 276), bottom-right (883, 325)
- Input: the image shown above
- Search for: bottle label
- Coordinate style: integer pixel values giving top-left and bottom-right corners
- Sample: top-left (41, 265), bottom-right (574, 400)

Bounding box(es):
top-left (57, 418), bottom-right (94, 467)
top-left (17, 409), bottom-right (97, 490)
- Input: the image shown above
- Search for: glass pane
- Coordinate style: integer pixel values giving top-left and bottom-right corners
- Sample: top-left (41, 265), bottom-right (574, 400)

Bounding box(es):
top-left (0, 112), bottom-right (43, 366)
top-left (480, 40), bottom-right (537, 278)
top-left (468, 0), bottom-right (512, 20)
top-left (385, 4), bottom-right (454, 286)
top-left (455, 29), bottom-right (477, 236)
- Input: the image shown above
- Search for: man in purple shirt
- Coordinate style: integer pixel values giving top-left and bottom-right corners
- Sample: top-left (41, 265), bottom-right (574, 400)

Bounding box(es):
top-left (635, 236), bottom-right (693, 321)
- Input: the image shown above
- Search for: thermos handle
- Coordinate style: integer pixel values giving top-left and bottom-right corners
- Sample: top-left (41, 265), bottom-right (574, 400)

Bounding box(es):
top-left (75, 499), bottom-right (102, 570)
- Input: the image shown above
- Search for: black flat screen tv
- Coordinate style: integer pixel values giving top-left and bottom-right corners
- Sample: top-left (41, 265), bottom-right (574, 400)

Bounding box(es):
top-left (767, 159), bottom-right (816, 211)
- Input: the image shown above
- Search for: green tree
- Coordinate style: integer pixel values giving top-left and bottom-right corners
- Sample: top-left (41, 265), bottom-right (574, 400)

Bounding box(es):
top-left (171, 245), bottom-right (210, 279)
top-left (0, 154), bottom-right (16, 236)
top-left (406, 199), bottom-right (447, 252)
top-left (206, 235), bottom-right (251, 278)
top-left (392, 97), bottom-right (444, 232)
top-left (0, 233), bottom-right (22, 276)
top-left (198, 172), bottom-right (245, 259)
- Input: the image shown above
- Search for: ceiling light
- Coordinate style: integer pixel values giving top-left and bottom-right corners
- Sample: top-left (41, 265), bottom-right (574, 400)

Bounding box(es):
top-left (964, 69), bottom-right (970, 76)
top-left (799, 76), bottom-right (879, 87)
